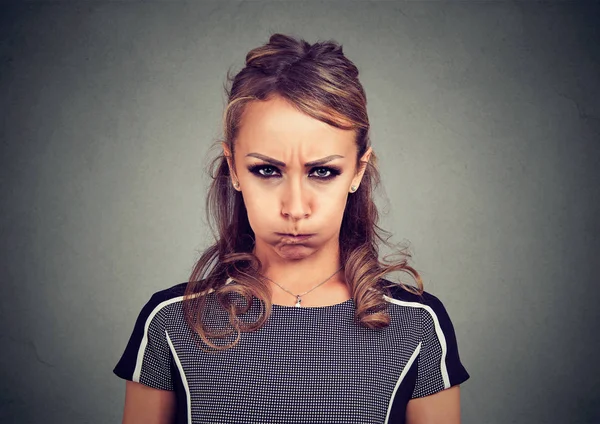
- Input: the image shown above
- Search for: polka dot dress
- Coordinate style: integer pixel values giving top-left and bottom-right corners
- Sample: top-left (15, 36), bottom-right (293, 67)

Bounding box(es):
top-left (113, 280), bottom-right (469, 424)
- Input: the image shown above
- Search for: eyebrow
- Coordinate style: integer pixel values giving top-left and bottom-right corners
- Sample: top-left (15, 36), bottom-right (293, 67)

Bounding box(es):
top-left (245, 153), bottom-right (345, 167)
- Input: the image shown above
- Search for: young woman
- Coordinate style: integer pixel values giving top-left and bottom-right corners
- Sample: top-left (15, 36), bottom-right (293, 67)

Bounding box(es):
top-left (114, 33), bottom-right (470, 424)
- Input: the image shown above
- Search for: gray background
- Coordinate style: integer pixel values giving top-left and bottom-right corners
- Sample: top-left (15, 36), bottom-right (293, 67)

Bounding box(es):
top-left (1, 1), bottom-right (598, 423)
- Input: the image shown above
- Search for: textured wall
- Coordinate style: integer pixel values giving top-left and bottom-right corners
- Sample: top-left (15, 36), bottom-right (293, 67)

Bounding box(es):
top-left (1, 1), bottom-right (598, 423)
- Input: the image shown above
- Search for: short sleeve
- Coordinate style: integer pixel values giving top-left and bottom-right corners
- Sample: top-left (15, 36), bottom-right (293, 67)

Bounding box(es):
top-left (411, 293), bottom-right (470, 398)
top-left (113, 292), bottom-right (174, 391)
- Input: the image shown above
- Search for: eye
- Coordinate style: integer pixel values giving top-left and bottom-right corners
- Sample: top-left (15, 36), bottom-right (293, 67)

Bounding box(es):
top-left (309, 167), bottom-right (341, 180)
top-left (248, 164), bottom-right (281, 179)
top-left (248, 164), bottom-right (341, 181)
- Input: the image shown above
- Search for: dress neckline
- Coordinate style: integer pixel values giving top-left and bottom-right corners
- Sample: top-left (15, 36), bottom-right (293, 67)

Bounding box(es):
top-left (271, 298), bottom-right (354, 310)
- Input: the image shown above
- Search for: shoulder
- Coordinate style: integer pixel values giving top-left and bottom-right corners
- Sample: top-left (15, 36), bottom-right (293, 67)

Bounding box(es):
top-left (137, 282), bottom-right (188, 321)
top-left (380, 279), bottom-right (457, 333)
top-left (381, 279), bottom-right (447, 313)
top-left (379, 281), bottom-right (472, 396)
top-left (113, 283), bottom-right (188, 389)
top-left (148, 282), bottom-right (188, 303)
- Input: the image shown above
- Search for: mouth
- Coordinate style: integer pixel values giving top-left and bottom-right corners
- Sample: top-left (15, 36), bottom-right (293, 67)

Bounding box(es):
top-left (277, 233), bottom-right (314, 242)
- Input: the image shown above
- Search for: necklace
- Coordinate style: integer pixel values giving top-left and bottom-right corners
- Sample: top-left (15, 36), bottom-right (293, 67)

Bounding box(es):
top-left (260, 266), bottom-right (344, 307)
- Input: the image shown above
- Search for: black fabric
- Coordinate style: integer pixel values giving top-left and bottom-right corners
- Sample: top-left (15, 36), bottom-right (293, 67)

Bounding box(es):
top-left (113, 279), bottom-right (470, 423)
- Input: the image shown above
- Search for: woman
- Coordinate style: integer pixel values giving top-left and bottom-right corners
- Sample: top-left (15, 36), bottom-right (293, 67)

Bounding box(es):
top-left (114, 33), bottom-right (470, 424)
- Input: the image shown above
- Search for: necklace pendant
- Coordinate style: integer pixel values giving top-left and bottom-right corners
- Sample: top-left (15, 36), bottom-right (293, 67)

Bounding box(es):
top-left (295, 296), bottom-right (302, 307)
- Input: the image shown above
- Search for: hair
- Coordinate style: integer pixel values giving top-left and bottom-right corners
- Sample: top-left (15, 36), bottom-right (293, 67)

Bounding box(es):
top-left (183, 33), bottom-right (423, 351)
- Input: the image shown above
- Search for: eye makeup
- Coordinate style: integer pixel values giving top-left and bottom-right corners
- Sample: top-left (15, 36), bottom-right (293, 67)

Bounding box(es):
top-left (247, 164), bottom-right (342, 181)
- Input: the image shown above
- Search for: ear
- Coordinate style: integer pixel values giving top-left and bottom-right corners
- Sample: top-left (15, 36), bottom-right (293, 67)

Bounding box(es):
top-left (349, 146), bottom-right (372, 193)
top-left (222, 142), bottom-right (241, 191)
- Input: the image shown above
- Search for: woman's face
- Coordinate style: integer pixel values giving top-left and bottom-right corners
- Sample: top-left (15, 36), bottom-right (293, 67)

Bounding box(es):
top-left (224, 95), bottom-right (371, 262)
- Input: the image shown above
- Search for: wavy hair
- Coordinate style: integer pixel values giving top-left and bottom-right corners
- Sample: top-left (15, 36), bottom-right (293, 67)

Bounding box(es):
top-left (183, 33), bottom-right (423, 351)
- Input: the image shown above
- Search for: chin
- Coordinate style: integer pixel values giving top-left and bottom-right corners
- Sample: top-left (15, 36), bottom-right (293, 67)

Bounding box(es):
top-left (275, 244), bottom-right (315, 261)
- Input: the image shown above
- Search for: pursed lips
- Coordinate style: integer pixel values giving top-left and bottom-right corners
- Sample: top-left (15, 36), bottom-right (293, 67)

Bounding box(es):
top-left (277, 233), bottom-right (314, 241)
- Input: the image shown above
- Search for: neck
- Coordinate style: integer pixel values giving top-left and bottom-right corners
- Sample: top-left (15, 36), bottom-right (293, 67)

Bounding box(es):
top-left (252, 240), bottom-right (344, 294)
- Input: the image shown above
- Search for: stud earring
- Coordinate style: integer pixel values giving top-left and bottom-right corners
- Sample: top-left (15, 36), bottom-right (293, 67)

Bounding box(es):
top-left (233, 181), bottom-right (240, 189)
top-left (350, 185), bottom-right (357, 192)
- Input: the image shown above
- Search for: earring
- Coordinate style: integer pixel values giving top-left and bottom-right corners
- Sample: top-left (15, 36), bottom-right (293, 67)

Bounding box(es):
top-left (350, 185), bottom-right (357, 192)
top-left (233, 181), bottom-right (240, 189)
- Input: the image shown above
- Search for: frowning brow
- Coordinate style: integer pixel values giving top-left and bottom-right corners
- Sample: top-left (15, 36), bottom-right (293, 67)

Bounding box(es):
top-left (245, 153), bottom-right (344, 167)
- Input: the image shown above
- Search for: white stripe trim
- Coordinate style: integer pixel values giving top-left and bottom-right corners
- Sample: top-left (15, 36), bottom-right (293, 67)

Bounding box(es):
top-left (384, 342), bottom-right (421, 424)
top-left (132, 286), bottom-right (215, 383)
top-left (165, 330), bottom-right (191, 424)
top-left (132, 295), bottom-right (186, 383)
top-left (383, 294), bottom-right (450, 388)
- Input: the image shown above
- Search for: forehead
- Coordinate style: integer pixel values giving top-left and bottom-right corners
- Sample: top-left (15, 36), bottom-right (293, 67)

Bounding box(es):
top-left (236, 96), bottom-right (356, 157)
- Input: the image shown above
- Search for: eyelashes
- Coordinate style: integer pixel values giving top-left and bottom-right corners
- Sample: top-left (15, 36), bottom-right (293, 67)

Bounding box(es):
top-left (247, 164), bottom-right (342, 181)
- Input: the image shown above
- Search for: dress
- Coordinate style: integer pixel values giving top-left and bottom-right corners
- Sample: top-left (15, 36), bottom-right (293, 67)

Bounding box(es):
top-left (113, 279), bottom-right (470, 424)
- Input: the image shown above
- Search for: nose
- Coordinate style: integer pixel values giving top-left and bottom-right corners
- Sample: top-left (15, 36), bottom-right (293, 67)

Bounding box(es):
top-left (281, 178), bottom-right (311, 221)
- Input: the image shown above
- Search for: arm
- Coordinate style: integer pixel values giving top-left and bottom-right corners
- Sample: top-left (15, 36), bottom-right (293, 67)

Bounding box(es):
top-left (122, 380), bottom-right (176, 424)
top-left (406, 385), bottom-right (461, 424)
top-left (114, 291), bottom-right (181, 423)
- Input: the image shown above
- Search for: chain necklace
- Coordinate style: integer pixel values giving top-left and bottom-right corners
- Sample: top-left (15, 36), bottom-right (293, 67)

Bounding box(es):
top-left (260, 265), bottom-right (344, 307)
